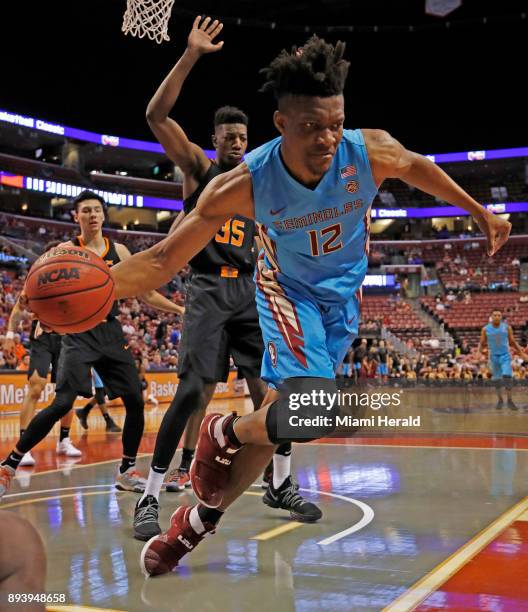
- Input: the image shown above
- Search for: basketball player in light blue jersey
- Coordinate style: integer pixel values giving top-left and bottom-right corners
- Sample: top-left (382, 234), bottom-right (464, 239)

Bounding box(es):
top-left (75, 369), bottom-right (122, 432)
top-left (109, 35), bottom-right (512, 575)
top-left (479, 310), bottom-right (528, 410)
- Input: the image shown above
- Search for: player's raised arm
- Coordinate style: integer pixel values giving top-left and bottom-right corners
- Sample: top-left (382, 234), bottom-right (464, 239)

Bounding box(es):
top-left (146, 16), bottom-right (224, 183)
top-left (364, 129), bottom-right (511, 256)
top-left (3, 295), bottom-right (28, 353)
top-left (111, 164), bottom-right (253, 299)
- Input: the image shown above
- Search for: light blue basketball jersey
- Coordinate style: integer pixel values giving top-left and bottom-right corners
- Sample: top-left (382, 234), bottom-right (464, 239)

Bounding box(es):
top-left (245, 129), bottom-right (378, 306)
top-left (485, 321), bottom-right (510, 356)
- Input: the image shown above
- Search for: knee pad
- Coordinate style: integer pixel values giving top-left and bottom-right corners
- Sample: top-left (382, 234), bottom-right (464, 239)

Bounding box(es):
top-left (265, 377), bottom-right (339, 444)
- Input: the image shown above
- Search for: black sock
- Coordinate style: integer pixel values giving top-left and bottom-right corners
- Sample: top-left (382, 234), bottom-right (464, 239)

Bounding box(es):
top-left (152, 464), bottom-right (167, 475)
top-left (102, 413), bottom-right (112, 422)
top-left (83, 400), bottom-right (95, 413)
top-left (180, 447), bottom-right (195, 471)
top-left (224, 416), bottom-right (242, 448)
top-left (275, 442), bottom-right (292, 456)
top-left (59, 427), bottom-right (70, 442)
top-left (197, 504), bottom-right (224, 526)
top-left (120, 457), bottom-right (136, 474)
top-left (2, 451), bottom-right (23, 471)
top-left (20, 428), bottom-right (25, 438)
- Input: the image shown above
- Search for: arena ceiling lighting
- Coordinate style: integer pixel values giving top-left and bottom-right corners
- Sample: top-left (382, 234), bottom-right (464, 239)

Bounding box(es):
top-left (1, 170), bottom-right (526, 219)
top-left (425, 0), bottom-right (462, 18)
top-left (1, 108), bottom-right (527, 165)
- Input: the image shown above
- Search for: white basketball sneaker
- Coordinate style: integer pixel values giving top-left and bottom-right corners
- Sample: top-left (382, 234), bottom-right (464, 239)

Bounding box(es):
top-left (19, 452), bottom-right (36, 467)
top-left (56, 438), bottom-right (82, 457)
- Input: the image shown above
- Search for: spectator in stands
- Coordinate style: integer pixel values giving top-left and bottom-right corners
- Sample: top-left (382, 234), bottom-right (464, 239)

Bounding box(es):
top-left (149, 353), bottom-right (165, 372)
top-left (511, 256), bottom-right (520, 266)
top-left (353, 339), bottom-right (368, 381)
top-left (360, 352), bottom-right (377, 379)
top-left (16, 354), bottom-right (30, 371)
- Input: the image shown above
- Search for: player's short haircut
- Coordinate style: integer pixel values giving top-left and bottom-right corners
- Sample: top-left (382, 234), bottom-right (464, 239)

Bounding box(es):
top-left (260, 35), bottom-right (350, 101)
top-left (73, 190), bottom-right (107, 212)
top-left (214, 106), bottom-right (248, 127)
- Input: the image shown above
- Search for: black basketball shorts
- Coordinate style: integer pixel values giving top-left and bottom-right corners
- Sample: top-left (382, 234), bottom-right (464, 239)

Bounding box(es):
top-left (28, 331), bottom-right (62, 383)
top-left (55, 318), bottom-right (141, 399)
top-left (178, 272), bottom-right (264, 383)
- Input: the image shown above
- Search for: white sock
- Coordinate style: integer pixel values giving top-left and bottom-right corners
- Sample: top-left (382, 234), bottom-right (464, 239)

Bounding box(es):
top-left (273, 453), bottom-right (291, 489)
top-left (139, 468), bottom-right (166, 504)
top-left (189, 506), bottom-right (205, 534)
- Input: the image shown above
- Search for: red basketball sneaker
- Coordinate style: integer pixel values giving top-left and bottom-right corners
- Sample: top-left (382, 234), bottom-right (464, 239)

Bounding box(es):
top-left (140, 505), bottom-right (215, 576)
top-left (190, 413), bottom-right (241, 508)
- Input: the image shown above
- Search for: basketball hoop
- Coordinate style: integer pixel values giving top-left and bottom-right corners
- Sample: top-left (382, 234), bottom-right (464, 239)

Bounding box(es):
top-left (122, 0), bottom-right (176, 44)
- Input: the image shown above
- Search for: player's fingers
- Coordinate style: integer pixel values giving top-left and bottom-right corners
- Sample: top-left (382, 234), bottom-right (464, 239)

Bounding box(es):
top-left (212, 41), bottom-right (224, 50)
top-left (210, 22), bottom-right (223, 39)
top-left (200, 16), bottom-right (211, 30)
top-left (192, 15), bottom-right (202, 30)
top-left (206, 19), bottom-right (220, 35)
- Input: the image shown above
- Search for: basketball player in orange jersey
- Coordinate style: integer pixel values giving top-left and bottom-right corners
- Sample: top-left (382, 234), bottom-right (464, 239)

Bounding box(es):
top-left (133, 15), bottom-right (321, 542)
top-left (3, 241), bottom-right (82, 468)
top-left (0, 191), bottom-right (183, 500)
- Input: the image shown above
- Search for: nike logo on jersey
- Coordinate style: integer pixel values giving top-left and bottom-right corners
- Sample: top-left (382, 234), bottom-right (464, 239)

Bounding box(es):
top-left (215, 456), bottom-right (231, 466)
top-left (270, 207), bottom-right (286, 216)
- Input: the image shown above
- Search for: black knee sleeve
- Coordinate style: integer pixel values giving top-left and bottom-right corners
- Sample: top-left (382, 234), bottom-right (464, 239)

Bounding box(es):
top-left (265, 377), bottom-right (339, 444)
top-left (121, 393), bottom-right (145, 458)
top-left (151, 370), bottom-right (206, 470)
top-left (503, 376), bottom-right (513, 390)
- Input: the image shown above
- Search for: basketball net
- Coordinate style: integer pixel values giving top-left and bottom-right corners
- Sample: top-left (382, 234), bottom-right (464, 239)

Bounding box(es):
top-left (122, 0), bottom-right (176, 44)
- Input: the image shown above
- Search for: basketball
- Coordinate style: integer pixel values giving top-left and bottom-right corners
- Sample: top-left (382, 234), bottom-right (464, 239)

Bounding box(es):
top-left (24, 246), bottom-right (115, 334)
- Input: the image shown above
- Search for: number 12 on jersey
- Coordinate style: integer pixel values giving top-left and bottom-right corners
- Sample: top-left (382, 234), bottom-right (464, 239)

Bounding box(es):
top-left (215, 218), bottom-right (245, 247)
top-left (307, 223), bottom-right (343, 256)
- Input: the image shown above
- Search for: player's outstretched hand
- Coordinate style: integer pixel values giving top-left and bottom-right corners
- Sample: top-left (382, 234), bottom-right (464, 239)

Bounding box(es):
top-left (476, 210), bottom-right (511, 256)
top-left (188, 16), bottom-right (224, 55)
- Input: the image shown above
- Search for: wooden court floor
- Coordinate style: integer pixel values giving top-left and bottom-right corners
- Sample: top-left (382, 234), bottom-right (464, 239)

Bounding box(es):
top-left (1, 393), bottom-right (528, 612)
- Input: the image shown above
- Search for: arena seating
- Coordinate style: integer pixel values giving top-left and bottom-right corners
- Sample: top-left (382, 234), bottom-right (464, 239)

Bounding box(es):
top-left (361, 295), bottom-right (439, 351)
top-left (421, 293), bottom-right (528, 347)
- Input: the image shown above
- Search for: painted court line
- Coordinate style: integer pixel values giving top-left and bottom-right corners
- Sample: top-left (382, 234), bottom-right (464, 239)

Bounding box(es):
top-left (4, 484), bottom-right (114, 500)
top-left (250, 484), bottom-right (375, 545)
top-left (383, 495), bottom-right (528, 612)
top-left (251, 521), bottom-right (305, 541)
top-left (1, 490), bottom-right (116, 510)
top-left (1, 488), bottom-right (261, 511)
top-left (5, 483), bottom-right (374, 548)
